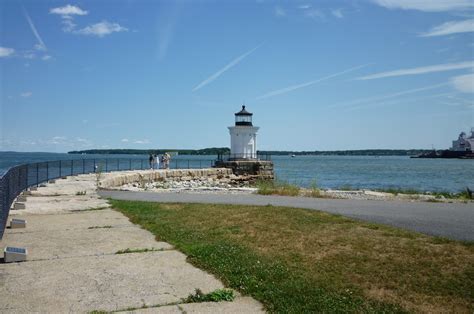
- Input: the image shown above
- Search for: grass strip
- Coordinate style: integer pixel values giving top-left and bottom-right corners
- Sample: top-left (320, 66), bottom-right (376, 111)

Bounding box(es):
top-left (111, 200), bottom-right (474, 313)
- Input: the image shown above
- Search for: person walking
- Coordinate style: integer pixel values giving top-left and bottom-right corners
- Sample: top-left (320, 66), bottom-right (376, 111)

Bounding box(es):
top-left (154, 153), bottom-right (160, 170)
top-left (149, 153), bottom-right (154, 170)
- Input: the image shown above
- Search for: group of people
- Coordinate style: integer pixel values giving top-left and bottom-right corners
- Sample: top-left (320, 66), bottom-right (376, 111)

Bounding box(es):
top-left (149, 152), bottom-right (171, 170)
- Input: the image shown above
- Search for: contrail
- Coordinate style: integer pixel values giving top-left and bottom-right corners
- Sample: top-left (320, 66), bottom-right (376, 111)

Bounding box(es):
top-left (328, 82), bottom-right (450, 109)
top-left (23, 8), bottom-right (47, 51)
top-left (255, 63), bottom-right (371, 100)
top-left (357, 61), bottom-right (474, 80)
top-left (192, 43), bottom-right (263, 92)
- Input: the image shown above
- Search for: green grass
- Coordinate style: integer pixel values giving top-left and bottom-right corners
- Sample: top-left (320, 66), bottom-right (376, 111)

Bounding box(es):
top-left (111, 200), bottom-right (474, 313)
top-left (255, 179), bottom-right (300, 196)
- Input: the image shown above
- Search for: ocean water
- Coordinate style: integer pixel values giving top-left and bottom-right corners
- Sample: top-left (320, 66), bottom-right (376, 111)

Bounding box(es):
top-left (0, 152), bottom-right (472, 193)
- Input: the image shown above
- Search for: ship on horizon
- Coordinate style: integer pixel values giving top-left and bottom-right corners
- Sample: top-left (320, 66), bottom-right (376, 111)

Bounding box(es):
top-left (413, 128), bottom-right (474, 159)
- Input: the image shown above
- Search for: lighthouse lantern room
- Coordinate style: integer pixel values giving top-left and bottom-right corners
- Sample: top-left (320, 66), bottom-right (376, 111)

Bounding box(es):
top-left (228, 106), bottom-right (259, 160)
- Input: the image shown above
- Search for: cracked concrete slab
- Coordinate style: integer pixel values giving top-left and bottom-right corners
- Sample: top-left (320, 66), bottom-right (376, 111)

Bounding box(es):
top-left (0, 251), bottom-right (224, 313)
top-left (12, 195), bottom-right (110, 214)
top-left (128, 297), bottom-right (265, 313)
top-left (7, 209), bottom-right (133, 233)
top-left (2, 225), bottom-right (172, 260)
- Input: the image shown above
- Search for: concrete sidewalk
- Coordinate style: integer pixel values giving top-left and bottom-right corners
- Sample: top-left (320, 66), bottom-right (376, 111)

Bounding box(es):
top-left (0, 174), bottom-right (264, 313)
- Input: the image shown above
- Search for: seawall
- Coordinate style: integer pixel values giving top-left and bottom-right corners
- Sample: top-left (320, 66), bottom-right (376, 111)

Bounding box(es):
top-left (99, 168), bottom-right (234, 189)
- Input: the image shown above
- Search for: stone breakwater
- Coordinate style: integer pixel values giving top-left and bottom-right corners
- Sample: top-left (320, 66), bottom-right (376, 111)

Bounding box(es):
top-left (100, 168), bottom-right (258, 193)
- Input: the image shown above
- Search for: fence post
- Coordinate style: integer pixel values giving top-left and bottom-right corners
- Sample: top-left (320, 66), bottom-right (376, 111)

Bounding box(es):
top-left (93, 159), bottom-right (96, 172)
top-left (199, 160), bottom-right (202, 169)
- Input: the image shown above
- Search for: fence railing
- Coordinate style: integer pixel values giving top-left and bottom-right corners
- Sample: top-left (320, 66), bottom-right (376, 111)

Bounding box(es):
top-left (0, 157), bottom-right (216, 240)
top-left (216, 153), bottom-right (272, 161)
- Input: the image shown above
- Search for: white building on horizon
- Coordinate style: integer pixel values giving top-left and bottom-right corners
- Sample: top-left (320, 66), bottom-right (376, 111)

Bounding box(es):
top-left (228, 105), bottom-right (259, 160)
top-left (451, 127), bottom-right (474, 152)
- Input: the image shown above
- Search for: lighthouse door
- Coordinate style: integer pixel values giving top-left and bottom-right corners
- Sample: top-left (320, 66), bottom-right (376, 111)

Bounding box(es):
top-left (247, 137), bottom-right (255, 159)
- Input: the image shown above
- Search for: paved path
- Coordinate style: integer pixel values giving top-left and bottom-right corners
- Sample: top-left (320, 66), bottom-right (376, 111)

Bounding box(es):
top-left (100, 190), bottom-right (474, 241)
top-left (0, 175), bottom-right (263, 313)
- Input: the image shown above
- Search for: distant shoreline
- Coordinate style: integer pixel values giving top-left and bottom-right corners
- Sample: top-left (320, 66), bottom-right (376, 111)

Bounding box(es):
top-left (68, 148), bottom-right (435, 157)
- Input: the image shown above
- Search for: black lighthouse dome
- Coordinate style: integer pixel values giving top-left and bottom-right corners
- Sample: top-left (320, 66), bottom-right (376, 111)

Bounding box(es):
top-left (235, 105), bottom-right (253, 126)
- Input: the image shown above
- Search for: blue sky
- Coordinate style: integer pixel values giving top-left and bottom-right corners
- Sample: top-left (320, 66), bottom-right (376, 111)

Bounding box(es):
top-left (1, 0), bottom-right (473, 152)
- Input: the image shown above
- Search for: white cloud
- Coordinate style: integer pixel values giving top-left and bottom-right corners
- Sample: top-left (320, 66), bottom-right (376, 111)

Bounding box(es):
top-left (274, 6), bottom-right (286, 17)
top-left (304, 9), bottom-right (325, 20)
top-left (357, 61), bottom-right (474, 80)
top-left (331, 9), bottom-right (344, 18)
top-left (61, 19), bottom-right (77, 32)
top-left (420, 19), bottom-right (474, 37)
top-left (34, 43), bottom-right (46, 51)
top-left (20, 92), bottom-right (32, 98)
top-left (42, 55), bottom-right (52, 61)
top-left (256, 63), bottom-right (371, 100)
top-left (134, 139), bottom-right (150, 144)
top-left (451, 73), bottom-right (474, 93)
top-left (50, 5), bottom-right (88, 16)
top-left (370, 0), bottom-right (474, 12)
top-left (298, 4), bottom-right (311, 9)
top-left (121, 138), bottom-right (129, 142)
top-left (76, 21), bottom-right (128, 37)
top-left (193, 43), bottom-right (263, 92)
top-left (0, 47), bottom-right (15, 57)
top-left (50, 5), bottom-right (87, 33)
top-left (23, 51), bottom-right (35, 59)
top-left (23, 9), bottom-right (47, 51)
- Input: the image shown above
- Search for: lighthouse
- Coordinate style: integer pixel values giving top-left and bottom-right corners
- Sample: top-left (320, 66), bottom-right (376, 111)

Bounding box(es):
top-left (228, 106), bottom-right (259, 160)
top-left (215, 105), bottom-right (273, 179)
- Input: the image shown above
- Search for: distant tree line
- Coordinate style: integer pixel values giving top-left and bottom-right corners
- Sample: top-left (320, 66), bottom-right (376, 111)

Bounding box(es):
top-left (257, 149), bottom-right (433, 156)
top-left (69, 148), bottom-right (432, 156)
top-left (68, 147), bottom-right (231, 155)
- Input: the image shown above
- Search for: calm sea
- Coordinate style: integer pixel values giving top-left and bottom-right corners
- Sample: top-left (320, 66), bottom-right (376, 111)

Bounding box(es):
top-left (0, 152), bottom-right (472, 193)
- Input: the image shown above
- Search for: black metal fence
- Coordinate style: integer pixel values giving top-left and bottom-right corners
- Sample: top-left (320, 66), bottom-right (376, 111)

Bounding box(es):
top-left (0, 157), bottom-right (216, 240)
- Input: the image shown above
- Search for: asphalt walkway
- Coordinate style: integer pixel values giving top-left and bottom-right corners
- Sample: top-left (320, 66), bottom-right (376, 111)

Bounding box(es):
top-left (99, 190), bottom-right (474, 241)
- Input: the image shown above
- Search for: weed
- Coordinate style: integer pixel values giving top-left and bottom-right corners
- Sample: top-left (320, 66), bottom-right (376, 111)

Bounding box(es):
top-left (115, 248), bottom-right (163, 254)
top-left (88, 225), bottom-right (112, 229)
top-left (255, 179), bottom-right (300, 196)
top-left (183, 289), bottom-right (235, 303)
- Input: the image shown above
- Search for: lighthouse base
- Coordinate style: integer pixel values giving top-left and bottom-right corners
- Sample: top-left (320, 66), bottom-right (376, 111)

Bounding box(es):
top-left (214, 160), bottom-right (274, 180)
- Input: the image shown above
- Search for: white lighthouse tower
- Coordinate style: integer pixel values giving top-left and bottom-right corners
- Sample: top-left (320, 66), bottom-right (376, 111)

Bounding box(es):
top-left (228, 105), bottom-right (259, 159)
